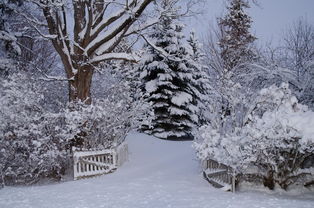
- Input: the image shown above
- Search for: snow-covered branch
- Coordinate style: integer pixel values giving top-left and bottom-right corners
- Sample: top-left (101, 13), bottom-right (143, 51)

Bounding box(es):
top-left (140, 34), bottom-right (181, 63)
top-left (90, 52), bottom-right (140, 64)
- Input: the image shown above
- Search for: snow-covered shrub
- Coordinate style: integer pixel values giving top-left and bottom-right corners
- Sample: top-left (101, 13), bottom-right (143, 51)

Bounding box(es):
top-left (194, 83), bottom-right (314, 190)
top-left (0, 74), bottom-right (68, 186)
top-left (63, 81), bottom-right (144, 149)
top-left (0, 72), bottom-right (143, 186)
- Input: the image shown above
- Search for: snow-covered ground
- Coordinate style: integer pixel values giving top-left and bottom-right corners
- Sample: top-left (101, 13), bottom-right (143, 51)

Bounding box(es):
top-left (0, 133), bottom-right (313, 208)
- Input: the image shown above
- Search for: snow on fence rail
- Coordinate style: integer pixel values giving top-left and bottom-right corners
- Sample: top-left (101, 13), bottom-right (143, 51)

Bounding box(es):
top-left (202, 159), bottom-right (236, 192)
top-left (73, 142), bottom-right (128, 180)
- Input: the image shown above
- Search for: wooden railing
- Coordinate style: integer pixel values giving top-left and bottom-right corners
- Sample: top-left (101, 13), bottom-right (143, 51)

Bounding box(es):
top-left (202, 159), bottom-right (236, 192)
top-left (73, 142), bottom-right (128, 180)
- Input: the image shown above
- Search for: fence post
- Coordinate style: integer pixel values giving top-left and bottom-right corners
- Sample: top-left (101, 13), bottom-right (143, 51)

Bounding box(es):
top-left (72, 147), bottom-right (78, 180)
top-left (232, 171), bottom-right (236, 193)
top-left (113, 150), bottom-right (117, 168)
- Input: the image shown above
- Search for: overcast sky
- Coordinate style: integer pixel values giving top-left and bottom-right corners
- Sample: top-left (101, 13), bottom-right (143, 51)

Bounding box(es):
top-left (187, 0), bottom-right (314, 45)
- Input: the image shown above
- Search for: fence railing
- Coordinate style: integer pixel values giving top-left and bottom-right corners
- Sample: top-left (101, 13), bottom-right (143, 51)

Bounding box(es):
top-left (73, 142), bottom-right (128, 180)
top-left (202, 159), bottom-right (236, 192)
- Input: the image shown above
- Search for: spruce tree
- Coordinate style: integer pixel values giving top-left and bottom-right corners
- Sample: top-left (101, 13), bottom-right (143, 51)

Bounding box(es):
top-left (140, 16), bottom-right (206, 140)
top-left (218, 0), bottom-right (257, 71)
top-left (186, 31), bottom-right (211, 125)
top-left (0, 1), bottom-right (21, 76)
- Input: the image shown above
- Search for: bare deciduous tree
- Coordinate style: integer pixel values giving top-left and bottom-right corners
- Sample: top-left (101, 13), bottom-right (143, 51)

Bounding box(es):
top-left (22, 0), bottom-right (164, 104)
top-left (284, 18), bottom-right (314, 80)
top-left (283, 18), bottom-right (314, 107)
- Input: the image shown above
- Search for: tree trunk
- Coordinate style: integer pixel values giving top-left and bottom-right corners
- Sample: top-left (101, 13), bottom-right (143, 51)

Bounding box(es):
top-left (68, 65), bottom-right (94, 105)
top-left (263, 171), bottom-right (275, 190)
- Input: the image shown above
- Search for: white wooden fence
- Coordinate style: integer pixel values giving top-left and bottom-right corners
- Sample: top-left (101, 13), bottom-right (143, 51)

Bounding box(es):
top-left (202, 159), bottom-right (236, 192)
top-left (73, 142), bottom-right (128, 180)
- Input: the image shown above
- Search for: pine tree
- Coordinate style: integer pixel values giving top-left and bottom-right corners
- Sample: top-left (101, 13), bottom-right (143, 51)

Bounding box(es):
top-left (0, 0), bottom-right (21, 76)
top-left (186, 31), bottom-right (211, 125)
top-left (218, 0), bottom-right (257, 71)
top-left (140, 16), bottom-right (206, 140)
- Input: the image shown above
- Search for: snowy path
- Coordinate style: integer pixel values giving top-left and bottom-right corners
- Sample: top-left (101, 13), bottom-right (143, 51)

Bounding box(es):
top-left (0, 133), bottom-right (314, 208)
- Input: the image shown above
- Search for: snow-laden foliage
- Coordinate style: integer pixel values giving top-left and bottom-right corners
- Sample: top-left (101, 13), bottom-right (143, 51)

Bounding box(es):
top-left (205, 59), bottom-right (304, 137)
top-left (0, 2), bottom-right (20, 57)
top-left (0, 72), bottom-right (143, 186)
top-left (139, 12), bottom-right (209, 140)
top-left (203, 0), bottom-right (259, 136)
top-left (64, 81), bottom-right (144, 149)
top-left (283, 19), bottom-right (314, 109)
top-left (0, 73), bottom-right (68, 186)
top-left (194, 83), bottom-right (314, 190)
top-left (259, 19), bottom-right (314, 110)
top-left (186, 31), bottom-right (211, 124)
top-left (0, 0), bottom-right (21, 76)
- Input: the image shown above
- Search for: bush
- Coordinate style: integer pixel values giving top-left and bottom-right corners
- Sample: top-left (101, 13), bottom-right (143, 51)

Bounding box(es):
top-left (62, 81), bottom-right (143, 149)
top-left (0, 74), bottom-right (68, 185)
top-left (194, 83), bottom-right (314, 190)
top-left (0, 73), bottom-right (143, 186)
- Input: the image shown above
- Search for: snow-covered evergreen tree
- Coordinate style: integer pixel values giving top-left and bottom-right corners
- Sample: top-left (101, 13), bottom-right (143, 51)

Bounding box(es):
top-left (140, 14), bottom-right (207, 140)
top-left (186, 31), bottom-right (211, 124)
top-left (0, 0), bottom-right (21, 76)
top-left (218, 0), bottom-right (257, 71)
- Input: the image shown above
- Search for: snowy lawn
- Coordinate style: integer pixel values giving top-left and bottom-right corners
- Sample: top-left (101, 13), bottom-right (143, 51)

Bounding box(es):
top-left (0, 133), bottom-right (313, 208)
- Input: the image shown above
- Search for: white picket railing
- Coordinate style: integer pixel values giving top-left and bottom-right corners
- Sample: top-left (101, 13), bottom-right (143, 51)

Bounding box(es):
top-left (73, 142), bottom-right (128, 180)
top-left (202, 159), bottom-right (236, 192)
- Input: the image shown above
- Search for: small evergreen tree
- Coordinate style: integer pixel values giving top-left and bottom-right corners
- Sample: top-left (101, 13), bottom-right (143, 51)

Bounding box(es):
top-left (186, 31), bottom-right (211, 125)
top-left (0, 0), bottom-right (22, 76)
top-left (218, 0), bottom-right (257, 71)
top-left (140, 15), bottom-right (206, 140)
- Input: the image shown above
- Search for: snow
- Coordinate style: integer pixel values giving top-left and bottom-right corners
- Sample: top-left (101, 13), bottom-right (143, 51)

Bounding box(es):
top-left (0, 132), bottom-right (314, 208)
top-left (73, 149), bottom-right (114, 158)
top-left (171, 92), bottom-right (193, 106)
top-left (90, 52), bottom-right (140, 63)
top-left (169, 106), bottom-right (189, 116)
top-left (285, 110), bottom-right (314, 143)
top-left (256, 83), bottom-right (314, 144)
top-left (145, 80), bottom-right (157, 93)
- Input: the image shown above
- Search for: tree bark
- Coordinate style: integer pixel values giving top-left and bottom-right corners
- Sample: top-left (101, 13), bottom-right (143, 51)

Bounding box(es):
top-left (68, 65), bottom-right (94, 105)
